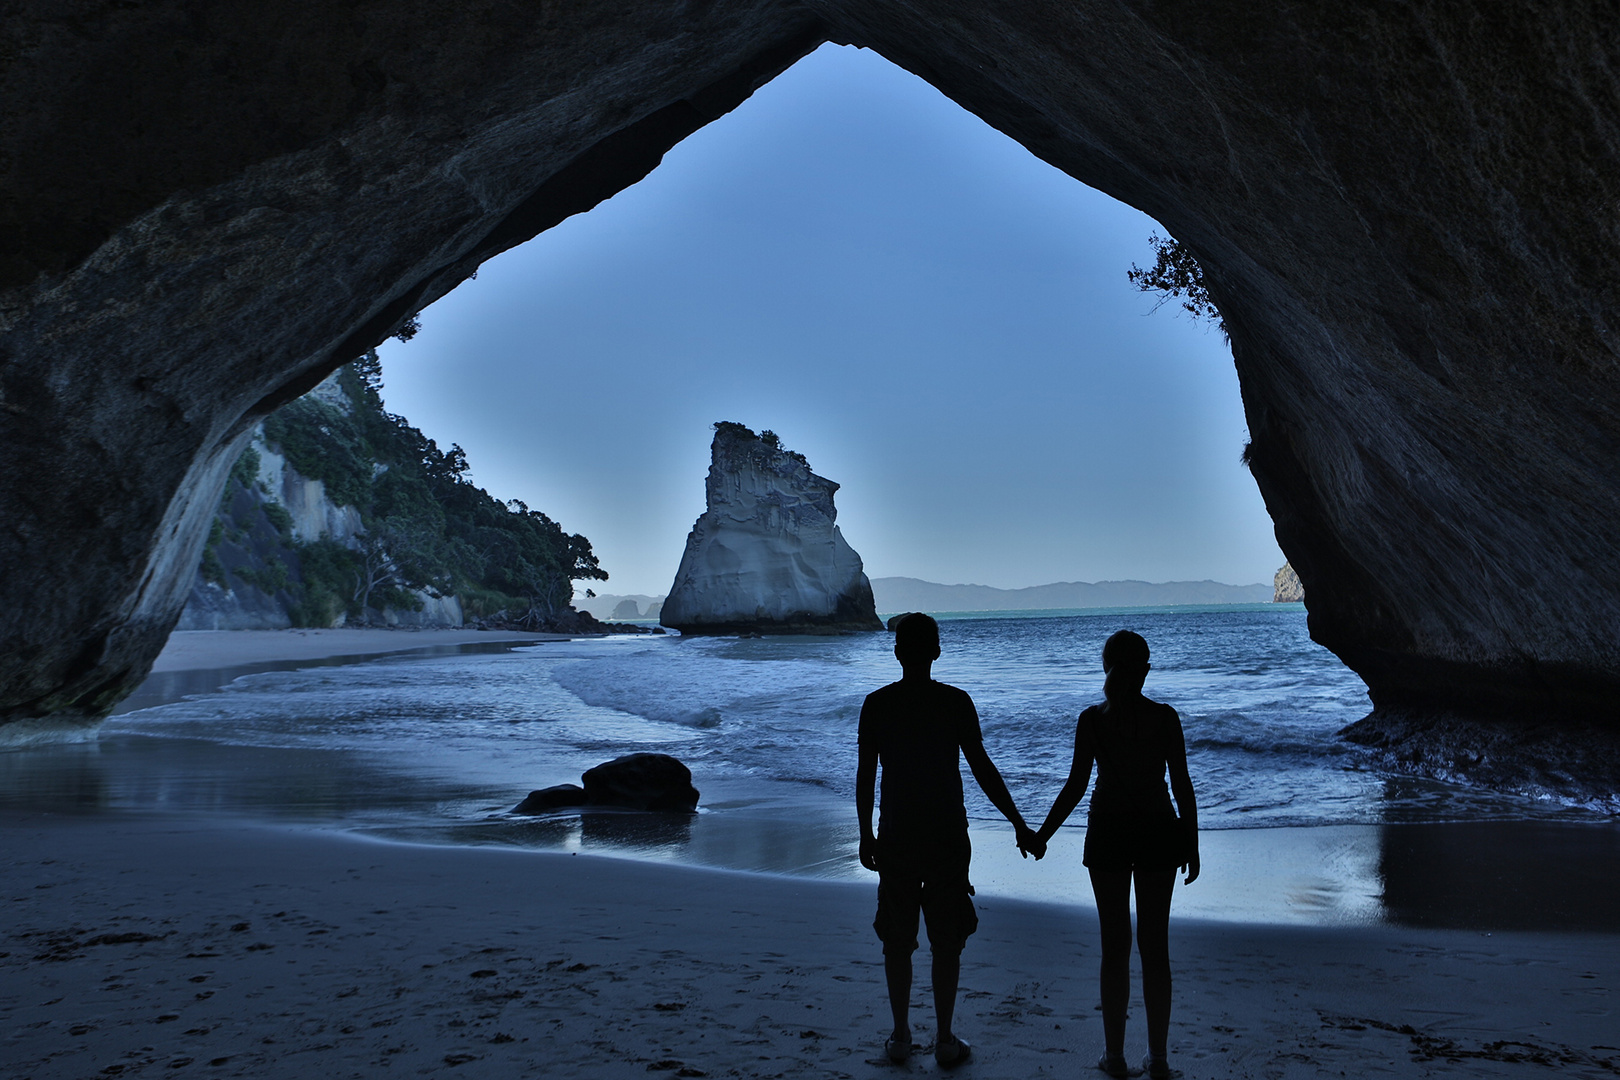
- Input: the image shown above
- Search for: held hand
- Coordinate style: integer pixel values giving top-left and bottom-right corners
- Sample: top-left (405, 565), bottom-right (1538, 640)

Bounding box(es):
top-left (1182, 849), bottom-right (1201, 885)
top-left (1015, 823), bottom-right (1047, 861)
top-left (859, 835), bottom-right (880, 873)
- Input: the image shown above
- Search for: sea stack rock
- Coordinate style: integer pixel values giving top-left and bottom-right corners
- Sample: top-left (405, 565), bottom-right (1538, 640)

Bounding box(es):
top-left (1274, 564), bottom-right (1304, 603)
top-left (661, 423), bottom-right (883, 635)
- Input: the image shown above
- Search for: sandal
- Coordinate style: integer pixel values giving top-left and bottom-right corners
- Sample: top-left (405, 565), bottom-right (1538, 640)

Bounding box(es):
top-left (884, 1035), bottom-right (912, 1063)
top-left (1141, 1054), bottom-right (1172, 1079)
top-left (935, 1035), bottom-right (972, 1068)
top-left (1097, 1053), bottom-right (1136, 1078)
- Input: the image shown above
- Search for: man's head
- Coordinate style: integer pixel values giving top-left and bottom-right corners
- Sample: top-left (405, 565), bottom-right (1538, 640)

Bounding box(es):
top-left (894, 612), bottom-right (941, 672)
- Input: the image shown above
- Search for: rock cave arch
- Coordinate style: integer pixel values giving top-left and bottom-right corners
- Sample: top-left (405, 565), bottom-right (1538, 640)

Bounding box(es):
top-left (3, 3), bottom-right (1619, 787)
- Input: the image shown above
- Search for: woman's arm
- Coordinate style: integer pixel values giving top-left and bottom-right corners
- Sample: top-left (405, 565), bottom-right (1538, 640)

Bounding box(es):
top-left (1036, 713), bottom-right (1094, 844)
top-left (1165, 707), bottom-right (1200, 884)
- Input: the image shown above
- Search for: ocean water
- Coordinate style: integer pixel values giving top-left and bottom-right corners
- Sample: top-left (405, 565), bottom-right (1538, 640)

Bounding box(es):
top-left (9, 605), bottom-right (1617, 928)
top-left (95, 604), bottom-right (1591, 829)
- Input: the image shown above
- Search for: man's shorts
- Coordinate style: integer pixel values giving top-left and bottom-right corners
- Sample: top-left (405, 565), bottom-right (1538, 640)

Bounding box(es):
top-left (872, 831), bottom-right (977, 955)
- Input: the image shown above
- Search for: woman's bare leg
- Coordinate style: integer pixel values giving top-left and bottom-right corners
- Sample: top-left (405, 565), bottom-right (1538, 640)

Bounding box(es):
top-left (1133, 868), bottom-right (1177, 1061)
top-left (1088, 867), bottom-right (1134, 1057)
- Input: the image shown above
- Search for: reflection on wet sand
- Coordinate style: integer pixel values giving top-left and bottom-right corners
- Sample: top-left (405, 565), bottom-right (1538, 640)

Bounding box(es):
top-left (6, 722), bottom-right (1618, 933)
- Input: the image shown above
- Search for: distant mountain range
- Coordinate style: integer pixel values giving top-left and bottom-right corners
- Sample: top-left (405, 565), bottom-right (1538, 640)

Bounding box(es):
top-left (870, 576), bottom-right (1273, 614)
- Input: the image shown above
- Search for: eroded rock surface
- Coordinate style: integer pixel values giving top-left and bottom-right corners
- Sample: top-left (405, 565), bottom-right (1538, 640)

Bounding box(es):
top-left (662, 424), bottom-right (881, 634)
top-left (4, 2), bottom-right (1620, 786)
top-left (1273, 564), bottom-right (1304, 604)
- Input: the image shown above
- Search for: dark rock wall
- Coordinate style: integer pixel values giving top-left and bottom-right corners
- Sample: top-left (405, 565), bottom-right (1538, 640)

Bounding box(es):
top-left (0, 1), bottom-right (823, 724)
top-left (3, 2), bottom-right (1620, 737)
top-left (824, 1), bottom-right (1620, 720)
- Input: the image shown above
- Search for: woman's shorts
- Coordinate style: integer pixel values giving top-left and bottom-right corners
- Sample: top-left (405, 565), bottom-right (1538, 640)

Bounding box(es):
top-left (1083, 813), bottom-right (1187, 872)
top-left (872, 832), bottom-right (978, 955)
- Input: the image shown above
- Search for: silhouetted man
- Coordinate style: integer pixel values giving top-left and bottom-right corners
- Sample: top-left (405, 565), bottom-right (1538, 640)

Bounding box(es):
top-left (856, 612), bottom-right (1041, 1068)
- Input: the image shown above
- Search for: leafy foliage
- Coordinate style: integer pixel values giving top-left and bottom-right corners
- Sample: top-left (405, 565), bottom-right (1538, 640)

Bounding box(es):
top-left (289, 539), bottom-right (362, 628)
top-left (262, 502), bottom-right (294, 539)
top-left (1127, 234), bottom-right (1226, 336)
top-left (262, 394), bottom-right (373, 509)
top-left (229, 444), bottom-right (262, 490)
top-left (263, 350), bottom-right (606, 625)
top-left (393, 313), bottom-right (423, 342)
top-left (715, 420), bottom-right (808, 467)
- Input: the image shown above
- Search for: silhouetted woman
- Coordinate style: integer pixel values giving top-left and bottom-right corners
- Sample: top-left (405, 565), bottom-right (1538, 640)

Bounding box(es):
top-left (1035, 630), bottom-right (1199, 1080)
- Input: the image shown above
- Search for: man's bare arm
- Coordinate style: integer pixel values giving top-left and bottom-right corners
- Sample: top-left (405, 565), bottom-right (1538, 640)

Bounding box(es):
top-left (963, 741), bottom-right (1042, 857)
top-left (856, 744), bottom-right (879, 872)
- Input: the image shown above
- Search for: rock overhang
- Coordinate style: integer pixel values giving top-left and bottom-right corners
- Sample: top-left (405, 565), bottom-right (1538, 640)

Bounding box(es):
top-left (1, 3), bottom-right (1618, 794)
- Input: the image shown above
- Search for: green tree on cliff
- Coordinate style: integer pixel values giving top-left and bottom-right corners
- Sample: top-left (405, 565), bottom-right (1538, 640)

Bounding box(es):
top-left (259, 350), bottom-right (606, 625)
top-left (1128, 234), bottom-right (1226, 337)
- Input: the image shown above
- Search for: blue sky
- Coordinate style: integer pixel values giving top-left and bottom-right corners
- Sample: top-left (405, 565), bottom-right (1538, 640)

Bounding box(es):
top-left (376, 43), bottom-right (1283, 598)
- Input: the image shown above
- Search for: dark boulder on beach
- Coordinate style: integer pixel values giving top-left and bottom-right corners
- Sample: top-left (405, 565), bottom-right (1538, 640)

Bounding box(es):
top-left (514, 754), bottom-right (700, 814)
top-left (512, 784), bottom-right (587, 814)
top-left (582, 753), bottom-right (700, 812)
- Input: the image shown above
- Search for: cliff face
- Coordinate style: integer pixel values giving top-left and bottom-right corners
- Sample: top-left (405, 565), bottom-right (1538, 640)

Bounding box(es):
top-left (662, 425), bottom-right (882, 634)
top-left (176, 428), bottom-right (462, 631)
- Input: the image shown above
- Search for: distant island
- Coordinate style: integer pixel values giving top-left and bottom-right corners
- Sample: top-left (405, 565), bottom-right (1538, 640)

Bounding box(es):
top-left (575, 593), bottom-right (665, 621)
top-left (870, 576), bottom-right (1273, 613)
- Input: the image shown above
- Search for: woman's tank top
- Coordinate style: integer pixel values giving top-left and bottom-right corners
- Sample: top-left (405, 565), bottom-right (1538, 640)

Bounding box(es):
top-left (1085, 700), bottom-right (1177, 821)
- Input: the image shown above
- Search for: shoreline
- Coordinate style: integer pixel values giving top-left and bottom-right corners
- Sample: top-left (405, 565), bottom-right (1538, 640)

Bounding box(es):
top-left (34, 628), bottom-right (1616, 934)
top-left (108, 628), bottom-right (579, 718)
top-left (149, 627), bottom-right (575, 674)
top-left (2, 813), bottom-right (1615, 1079)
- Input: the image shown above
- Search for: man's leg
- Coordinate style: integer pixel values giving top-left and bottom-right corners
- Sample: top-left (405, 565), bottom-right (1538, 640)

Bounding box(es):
top-left (920, 842), bottom-right (976, 1053)
top-left (875, 868), bottom-right (923, 1051)
top-left (931, 946), bottom-right (960, 1042)
top-left (885, 949), bottom-right (913, 1046)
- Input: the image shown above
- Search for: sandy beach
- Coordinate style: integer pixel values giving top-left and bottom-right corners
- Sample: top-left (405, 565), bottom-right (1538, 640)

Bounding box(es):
top-left (4, 629), bottom-right (1616, 1079)
top-left (104, 629), bottom-right (577, 721)
top-left (2, 813), bottom-right (1616, 1080)
top-left (148, 629), bottom-right (572, 674)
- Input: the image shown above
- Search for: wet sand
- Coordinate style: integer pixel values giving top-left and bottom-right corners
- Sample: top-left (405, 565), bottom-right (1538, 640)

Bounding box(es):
top-left (2, 814), bottom-right (1615, 1079)
top-left (149, 628), bottom-right (568, 674)
top-left (109, 629), bottom-right (571, 719)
